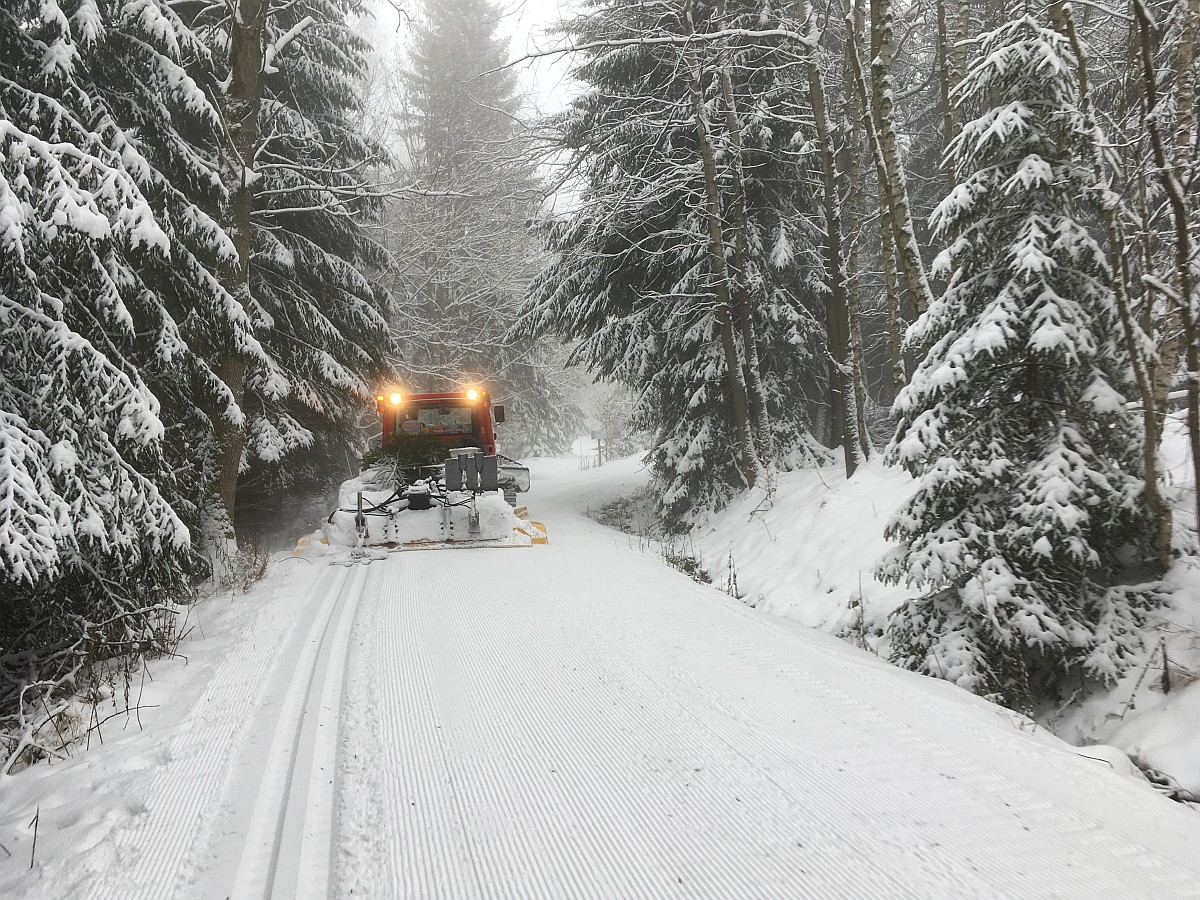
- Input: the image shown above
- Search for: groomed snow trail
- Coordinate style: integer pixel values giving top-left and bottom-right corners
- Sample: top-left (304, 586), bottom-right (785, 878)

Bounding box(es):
top-left (5, 458), bottom-right (1200, 899)
top-left (325, 460), bottom-right (1200, 899)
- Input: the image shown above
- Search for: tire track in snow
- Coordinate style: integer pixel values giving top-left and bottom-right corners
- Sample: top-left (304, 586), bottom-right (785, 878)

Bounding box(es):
top-left (229, 562), bottom-right (367, 900)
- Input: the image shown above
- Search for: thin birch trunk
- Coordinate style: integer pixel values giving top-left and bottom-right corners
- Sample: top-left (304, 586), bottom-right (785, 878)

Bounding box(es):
top-left (1143, 34), bottom-right (1183, 447)
top-left (797, 0), bottom-right (859, 477)
top-left (869, 0), bottom-right (935, 317)
top-left (844, 0), bottom-right (905, 395)
top-left (938, 0), bottom-right (967, 186)
top-left (844, 13), bottom-right (872, 459)
top-left (1154, 0), bottom-right (1197, 438)
top-left (1054, 0), bottom-right (1172, 564)
top-left (682, 1), bottom-right (760, 489)
top-left (1122, 13), bottom-right (1179, 447)
top-left (1133, 0), bottom-right (1198, 556)
top-left (938, 0), bottom-right (957, 191)
top-left (714, 0), bottom-right (773, 466)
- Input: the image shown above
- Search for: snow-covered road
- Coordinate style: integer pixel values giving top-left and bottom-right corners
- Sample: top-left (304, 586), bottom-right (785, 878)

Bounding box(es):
top-left (4, 457), bottom-right (1200, 898)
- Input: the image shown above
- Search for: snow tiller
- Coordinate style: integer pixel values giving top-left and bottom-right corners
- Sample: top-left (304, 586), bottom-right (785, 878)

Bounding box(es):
top-left (325, 388), bottom-right (546, 552)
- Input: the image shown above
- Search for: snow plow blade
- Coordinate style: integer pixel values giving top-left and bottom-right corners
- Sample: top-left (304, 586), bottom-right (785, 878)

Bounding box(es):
top-left (387, 516), bottom-right (546, 551)
top-left (317, 480), bottom-right (546, 559)
top-left (388, 535), bottom-right (539, 551)
top-left (499, 454), bottom-right (530, 493)
top-left (513, 521), bottom-right (548, 545)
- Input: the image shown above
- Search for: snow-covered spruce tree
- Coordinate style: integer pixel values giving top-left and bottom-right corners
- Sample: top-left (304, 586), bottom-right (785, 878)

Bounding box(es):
top-left (77, 0), bottom-right (279, 566)
top-left (520, 0), bottom-right (828, 527)
top-left (385, 0), bottom-right (581, 457)
top-left (192, 1), bottom-right (397, 517)
top-left (246, 1), bottom-right (396, 494)
top-left (1, 0), bottom-right (199, 748)
top-left (880, 15), bottom-right (1158, 711)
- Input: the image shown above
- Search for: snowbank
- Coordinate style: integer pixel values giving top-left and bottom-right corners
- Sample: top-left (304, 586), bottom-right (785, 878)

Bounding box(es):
top-left (1110, 682), bottom-right (1200, 795)
top-left (674, 427), bottom-right (1200, 797)
top-left (691, 458), bottom-right (913, 635)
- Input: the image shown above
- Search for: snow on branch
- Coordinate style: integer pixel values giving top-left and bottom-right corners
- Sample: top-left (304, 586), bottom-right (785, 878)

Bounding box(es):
top-left (263, 15), bottom-right (314, 75)
top-left (491, 27), bottom-right (815, 74)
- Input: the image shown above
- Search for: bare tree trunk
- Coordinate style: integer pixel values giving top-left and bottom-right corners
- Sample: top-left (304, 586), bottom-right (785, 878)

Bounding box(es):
top-left (844, 11), bottom-right (872, 459)
top-left (715, 0), bottom-right (773, 466)
top-left (846, 205), bottom-right (871, 461)
top-left (844, 0), bottom-right (905, 396)
top-left (984, 0), bottom-right (1002, 32)
top-left (682, 1), bottom-right (760, 489)
top-left (1054, 0), bottom-right (1172, 564)
top-left (937, 0), bottom-right (957, 191)
top-left (1141, 84), bottom-right (1182, 451)
top-left (797, 0), bottom-right (859, 477)
top-left (953, 0), bottom-right (969, 111)
top-left (868, 0), bottom-right (935, 317)
top-left (1133, 0), bottom-right (1198, 558)
top-left (1123, 13), bottom-right (1181, 455)
top-left (879, 187), bottom-right (906, 397)
top-left (938, 0), bottom-right (968, 189)
top-left (213, 0), bottom-right (269, 538)
top-left (1152, 0), bottom-right (1197, 441)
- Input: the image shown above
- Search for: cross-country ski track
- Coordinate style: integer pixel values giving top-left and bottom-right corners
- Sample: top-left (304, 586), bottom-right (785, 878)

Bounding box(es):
top-left (4, 456), bottom-right (1200, 899)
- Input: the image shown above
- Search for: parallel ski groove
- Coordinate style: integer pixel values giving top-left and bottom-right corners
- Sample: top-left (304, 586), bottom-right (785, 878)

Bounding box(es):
top-left (89, 565), bottom-right (347, 900)
top-left (228, 562), bottom-right (365, 900)
top-left (285, 563), bottom-right (368, 899)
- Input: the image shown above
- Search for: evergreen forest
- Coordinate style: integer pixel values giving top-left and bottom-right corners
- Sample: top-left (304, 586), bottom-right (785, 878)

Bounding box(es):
top-left (3, 0), bottom-right (1199, 755)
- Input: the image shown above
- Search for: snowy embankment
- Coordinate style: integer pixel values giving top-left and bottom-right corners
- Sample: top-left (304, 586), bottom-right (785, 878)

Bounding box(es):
top-left (679, 416), bottom-right (1200, 799)
top-left (691, 458), bottom-right (912, 635)
top-left (1059, 413), bottom-right (1200, 797)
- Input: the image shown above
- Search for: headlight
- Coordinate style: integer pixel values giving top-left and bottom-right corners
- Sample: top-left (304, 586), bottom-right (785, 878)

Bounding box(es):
top-left (389, 392), bottom-right (403, 405)
top-left (466, 388), bottom-right (479, 401)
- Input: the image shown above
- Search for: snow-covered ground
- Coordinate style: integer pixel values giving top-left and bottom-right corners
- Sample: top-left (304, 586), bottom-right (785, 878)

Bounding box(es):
top-left (690, 457), bottom-right (912, 634)
top-left (2, 454), bottom-right (1199, 898)
top-left (687, 416), bottom-right (1200, 799)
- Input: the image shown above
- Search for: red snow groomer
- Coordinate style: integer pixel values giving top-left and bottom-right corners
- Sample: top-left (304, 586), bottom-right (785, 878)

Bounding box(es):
top-left (328, 387), bottom-right (541, 550)
top-left (376, 388), bottom-right (530, 497)
top-left (380, 387), bottom-right (500, 458)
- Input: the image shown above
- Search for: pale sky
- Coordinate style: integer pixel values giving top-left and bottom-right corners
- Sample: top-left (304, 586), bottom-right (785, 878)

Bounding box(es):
top-left (364, 0), bottom-right (582, 120)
